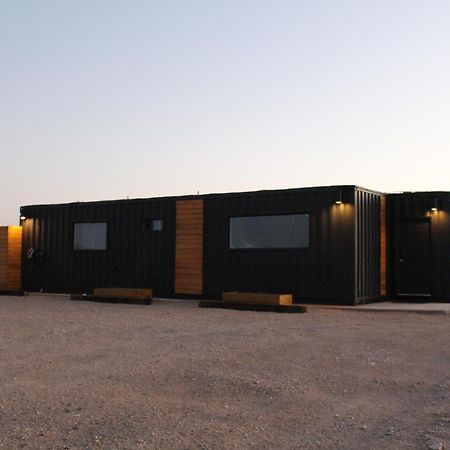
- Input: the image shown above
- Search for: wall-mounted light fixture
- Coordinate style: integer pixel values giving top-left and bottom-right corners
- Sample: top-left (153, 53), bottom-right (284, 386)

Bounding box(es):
top-left (20, 215), bottom-right (26, 221)
top-left (335, 190), bottom-right (343, 205)
top-left (431, 198), bottom-right (439, 212)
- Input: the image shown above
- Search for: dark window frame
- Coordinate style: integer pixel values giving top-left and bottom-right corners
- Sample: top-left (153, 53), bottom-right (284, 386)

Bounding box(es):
top-left (228, 212), bottom-right (310, 251)
top-left (73, 221), bottom-right (108, 252)
top-left (142, 218), bottom-right (164, 232)
top-left (152, 219), bottom-right (163, 232)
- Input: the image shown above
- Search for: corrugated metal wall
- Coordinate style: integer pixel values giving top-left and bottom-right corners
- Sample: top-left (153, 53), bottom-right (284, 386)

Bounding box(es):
top-left (19, 187), bottom-right (450, 304)
top-left (21, 199), bottom-right (176, 295)
top-left (355, 188), bottom-right (383, 303)
top-left (387, 192), bottom-right (450, 300)
top-left (203, 186), bottom-right (357, 304)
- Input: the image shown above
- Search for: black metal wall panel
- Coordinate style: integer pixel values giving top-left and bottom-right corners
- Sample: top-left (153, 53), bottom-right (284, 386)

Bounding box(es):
top-left (355, 188), bottom-right (382, 303)
top-left (21, 198), bottom-right (176, 295)
top-left (203, 186), bottom-right (357, 304)
top-left (19, 185), bottom-right (374, 304)
top-left (387, 192), bottom-right (450, 300)
top-left (19, 186), bottom-right (450, 305)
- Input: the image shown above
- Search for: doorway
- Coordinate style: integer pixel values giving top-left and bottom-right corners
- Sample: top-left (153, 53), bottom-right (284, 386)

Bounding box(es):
top-left (395, 218), bottom-right (431, 297)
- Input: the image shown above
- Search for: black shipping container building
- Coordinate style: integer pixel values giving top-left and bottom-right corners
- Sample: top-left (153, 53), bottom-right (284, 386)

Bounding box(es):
top-left (19, 185), bottom-right (450, 305)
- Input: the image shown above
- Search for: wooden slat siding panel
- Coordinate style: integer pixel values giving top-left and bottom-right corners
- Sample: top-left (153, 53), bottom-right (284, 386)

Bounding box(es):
top-left (175, 199), bottom-right (204, 295)
top-left (7, 227), bottom-right (22, 291)
top-left (380, 196), bottom-right (387, 296)
top-left (176, 203), bottom-right (203, 209)
top-left (0, 226), bottom-right (22, 291)
top-left (0, 227), bottom-right (8, 290)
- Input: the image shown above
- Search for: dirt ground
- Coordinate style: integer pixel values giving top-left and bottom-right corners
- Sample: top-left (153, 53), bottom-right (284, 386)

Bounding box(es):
top-left (0, 295), bottom-right (449, 450)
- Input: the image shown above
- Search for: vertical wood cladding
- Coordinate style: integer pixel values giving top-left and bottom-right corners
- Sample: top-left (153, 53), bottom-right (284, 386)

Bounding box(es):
top-left (0, 226), bottom-right (22, 291)
top-left (380, 196), bottom-right (387, 296)
top-left (0, 227), bottom-right (7, 289)
top-left (174, 200), bottom-right (204, 294)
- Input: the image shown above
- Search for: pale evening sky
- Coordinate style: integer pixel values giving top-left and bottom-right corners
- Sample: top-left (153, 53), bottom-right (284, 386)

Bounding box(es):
top-left (1, 1), bottom-right (449, 225)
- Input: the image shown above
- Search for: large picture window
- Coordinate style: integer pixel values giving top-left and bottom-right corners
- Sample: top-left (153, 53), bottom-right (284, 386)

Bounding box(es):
top-left (229, 214), bottom-right (309, 249)
top-left (74, 222), bottom-right (107, 250)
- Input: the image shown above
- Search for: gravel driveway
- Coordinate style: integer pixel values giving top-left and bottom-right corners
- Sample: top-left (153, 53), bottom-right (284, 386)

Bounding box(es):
top-left (0, 295), bottom-right (449, 449)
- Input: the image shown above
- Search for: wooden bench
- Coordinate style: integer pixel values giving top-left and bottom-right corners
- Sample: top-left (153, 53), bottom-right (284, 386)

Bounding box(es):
top-left (199, 301), bottom-right (307, 313)
top-left (93, 288), bottom-right (152, 300)
top-left (199, 291), bottom-right (306, 313)
top-left (71, 287), bottom-right (153, 305)
top-left (222, 292), bottom-right (293, 306)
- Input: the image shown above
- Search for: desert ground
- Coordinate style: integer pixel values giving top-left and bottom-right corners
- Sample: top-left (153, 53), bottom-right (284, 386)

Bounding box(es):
top-left (0, 295), bottom-right (449, 449)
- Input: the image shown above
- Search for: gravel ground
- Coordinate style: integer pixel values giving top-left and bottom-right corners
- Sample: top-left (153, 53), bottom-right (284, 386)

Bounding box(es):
top-left (0, 295), bottom-right (449, 450)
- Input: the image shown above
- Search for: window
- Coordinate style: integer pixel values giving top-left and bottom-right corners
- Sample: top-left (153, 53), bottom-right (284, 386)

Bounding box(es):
top-left (229, 214), bottom-right (309, 249)
top-left (74, 222), bottom-right (107, 250)
top-left (152, 219), bottom-right (163, 231)
top-left (142, 219), bottom-right (163, 232)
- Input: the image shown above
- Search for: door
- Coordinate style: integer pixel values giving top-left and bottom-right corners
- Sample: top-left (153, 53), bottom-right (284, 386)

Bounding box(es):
top-left (396, 219), bottom-right (431, 296)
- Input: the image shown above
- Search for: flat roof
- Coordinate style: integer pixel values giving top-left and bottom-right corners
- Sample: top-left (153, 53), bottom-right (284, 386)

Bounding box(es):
top-left (20, 184), bottom-right (449, 210)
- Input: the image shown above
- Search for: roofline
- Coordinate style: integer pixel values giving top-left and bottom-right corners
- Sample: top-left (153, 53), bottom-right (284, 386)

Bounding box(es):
top-left (21, 184), bottom-right (359, 210)
top-left (386, 190), bottom-right (450, 196)
top-left (20, 184), bottom-right (450, 211)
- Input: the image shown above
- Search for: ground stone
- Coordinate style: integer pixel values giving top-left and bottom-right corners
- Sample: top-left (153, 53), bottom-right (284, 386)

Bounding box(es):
top-left (429, 443), bottom-right (443, 450)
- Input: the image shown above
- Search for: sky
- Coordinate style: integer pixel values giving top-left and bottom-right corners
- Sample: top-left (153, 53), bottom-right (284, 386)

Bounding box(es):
top-left (1, 1), bottom-right (449, 225)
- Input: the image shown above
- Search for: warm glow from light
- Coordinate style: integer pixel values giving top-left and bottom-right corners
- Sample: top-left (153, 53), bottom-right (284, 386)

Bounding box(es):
top-left (431, 207), bottom-right (438, 212)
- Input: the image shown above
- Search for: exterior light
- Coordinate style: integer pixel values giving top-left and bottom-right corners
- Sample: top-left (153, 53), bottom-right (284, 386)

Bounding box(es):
top-left (20, 216), bottom-right (26, 220)
top-left (431, 198), bottom-right (439, 212)
top-left (335, 190), bottom-right (343, 205)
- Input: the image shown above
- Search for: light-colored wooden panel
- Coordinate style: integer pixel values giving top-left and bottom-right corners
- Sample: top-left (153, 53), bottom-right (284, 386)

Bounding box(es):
top-left (7, 226), bottom-right (22, 291)
top-left (0, 227), bottom-right (10, 290)
top-left (174, 200), bottom-right (203, 295)
top-left (0, 226), bottom-right (22, 291)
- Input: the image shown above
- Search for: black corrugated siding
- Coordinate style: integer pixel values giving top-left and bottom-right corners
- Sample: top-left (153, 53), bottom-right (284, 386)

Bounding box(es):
top-left (355, 188), bottom-right (382, 303)
top-left (203, 186), bottom-right (356, 304)
top-left (387, 192), bottom-right (450, 300)
top-left (20, 185), bottom-right (399, 304)
top-left (21, 199), bottom-right (176, 295)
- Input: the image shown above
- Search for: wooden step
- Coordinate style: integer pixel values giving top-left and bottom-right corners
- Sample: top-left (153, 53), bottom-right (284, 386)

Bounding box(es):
top-left (222, 292), bottom-right (293, 306)
top-left (93, 288), bottom-right (152, 300)
top-left (199, 300), bottom-right (306, 314)
top-left (71, 294), bottom-right (152, 305)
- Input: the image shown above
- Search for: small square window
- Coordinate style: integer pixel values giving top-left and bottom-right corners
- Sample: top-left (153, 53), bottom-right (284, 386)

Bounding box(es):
top-left (152, 219), bottom-right (163, 231)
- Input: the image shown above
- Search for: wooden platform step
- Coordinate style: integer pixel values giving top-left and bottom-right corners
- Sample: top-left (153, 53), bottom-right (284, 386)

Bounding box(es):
top-left (199, 301), bottom-right (307, 313)
top-left (93, 288), bottom-right (152, 299)
top-left (222, 292), bottom-right (293, 306)
top-left (70, 294), bottom-right (152, 305)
